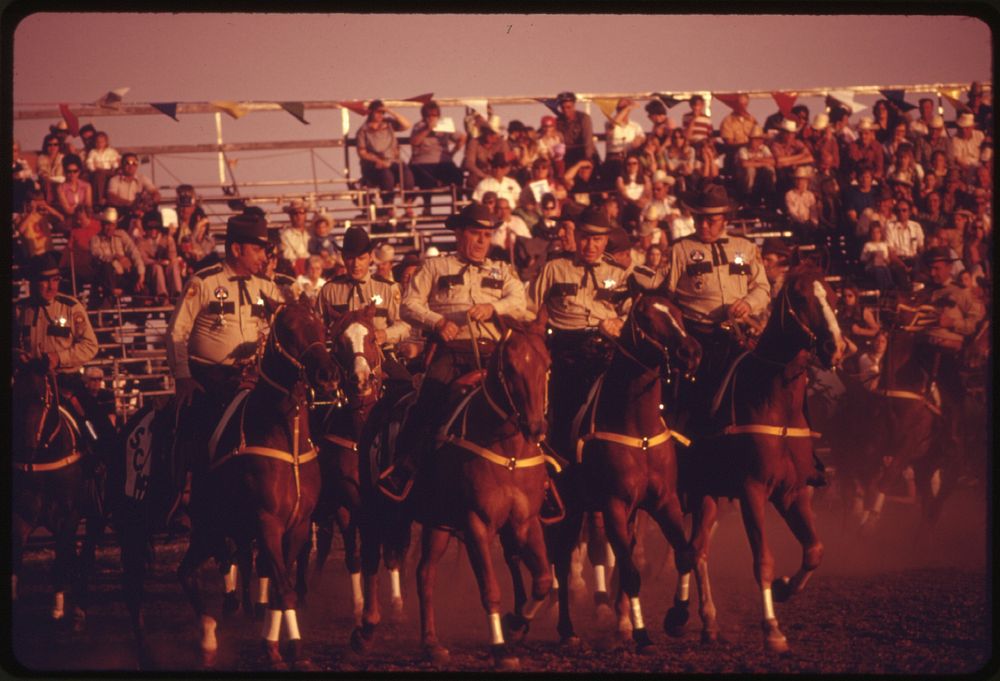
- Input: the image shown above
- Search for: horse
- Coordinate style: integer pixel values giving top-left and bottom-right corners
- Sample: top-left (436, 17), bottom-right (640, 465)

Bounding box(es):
top-left (174, 300), bottom-right (339, 670)
top-left (542, 294), bottom-right (702, 652)
top-left (295, 304), bottom-right (391, 624)
top-left (11, 358), bottom-right (95, 631)
top-left (669, 265), bottom-right (845, 653)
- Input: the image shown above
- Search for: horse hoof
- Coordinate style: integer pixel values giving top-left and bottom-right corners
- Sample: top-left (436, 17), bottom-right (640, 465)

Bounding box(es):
top-left (262, 640), bottom-right (286, 670)
top-left (389, 597), bottom-right (405, 623)
top-left (559, 634), bottom-right (582, 649)
top-left (422, 643), bottom-right (450, 665)
top-left (762, 620), bottom-right (790, 654)
top-left (633, 628), bottom-right (655, 654)
top-left (285, 640), bottom-right (314, 670)
top-left (771, 577), bottom-right (793, 603)
top-left (701, 629), bottom-right (720, 645)
top-left (494, 653), bottom-right (520, 671)
top-left (222, 592), bottom-right (240, 616)
top-left (664, 602), bottom-right (690, 637)
top-left (350, 623), bottom-right (375, 655)
top-left (502, 612), bottom-right (530, 643)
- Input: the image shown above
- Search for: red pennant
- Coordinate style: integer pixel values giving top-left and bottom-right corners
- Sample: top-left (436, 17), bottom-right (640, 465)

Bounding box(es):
top-left (404, 93), bottom-right (434, 104)
top-left (58, 104), bottom-right (80, 136)
top-left (339, 100), bottom-right (370, 116)
top-left (771, 91), bottom-right (798, 118)
top-left (711, 92), bottom-right (743, 111)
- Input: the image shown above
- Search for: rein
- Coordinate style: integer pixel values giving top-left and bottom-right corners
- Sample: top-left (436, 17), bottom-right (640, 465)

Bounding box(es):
top-left (14, 370), bottom-right (80, 470)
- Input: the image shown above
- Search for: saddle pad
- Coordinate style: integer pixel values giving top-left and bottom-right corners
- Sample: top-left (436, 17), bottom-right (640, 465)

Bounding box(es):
top-left (124, 404), bottom-right (157, 502)
top-left (208, 389), bottom-right (251, 465)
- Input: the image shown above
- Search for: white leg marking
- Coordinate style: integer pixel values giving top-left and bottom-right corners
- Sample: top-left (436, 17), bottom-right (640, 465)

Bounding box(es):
top-left (523, 598), bottom-right (544, 620)
top-left (201, 614), bottom-right (218, 651)
top-left (678, 573), bottom-right (691, 601)
top-left (593, 565), bottom-right (607, 594)
top-left (263, 609), bottom-right (282, 642)
top-left (489, 612), bottom-right (504, 645)
top-left (930, 469), bottom-right (942, 497)
top-left (605, 542), bottom-right (616, 570)
top-left (284, 609), bottom-right (301, 640)
top-left (257, 576), bottom-right (269, 604)
top-left (763, 587), bottom-right (776, 620)
top-left (351, 572), bottom-right (363, 610)
top-left (629, 597), bottom-right (645, 630)
top-left (551, 563), bottom-right (559, 590)
top-left (389, 568), bottom-right (402, 601)
top-left (52, 591), bottom-right (65, 620)
top-left (224, 564), bottom-right (237, 593)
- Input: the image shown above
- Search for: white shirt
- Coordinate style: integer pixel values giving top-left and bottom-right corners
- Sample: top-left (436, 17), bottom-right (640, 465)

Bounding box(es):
top-left (491, 215), bottom-right (531, 248)
top-left (885, 218), bottom-right (925, 259)
top-left (605, 120), bottom-right (645, 156)
top-left (280, 227), bottom-right (311, 262)
top-left (472, 177), bottom-right (522, 206)
top-left (86, 147), bottom-right (121, 172)
top-left (669, 214), bottom-right (696, 242)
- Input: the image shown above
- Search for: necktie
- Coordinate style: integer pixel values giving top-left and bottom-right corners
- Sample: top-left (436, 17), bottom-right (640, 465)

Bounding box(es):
top-left (350, 280), bottom-right (365, 306)
top-left (229, 276), bottom-right (251, 305)
top-left (580, 263), bottom-right (599, 289)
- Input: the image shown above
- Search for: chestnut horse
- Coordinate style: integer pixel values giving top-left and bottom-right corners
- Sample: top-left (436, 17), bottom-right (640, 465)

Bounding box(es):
top-left (669, 265), bottom-right (845, 653)
top-left (544, 294), bottom-right (702, 652)
top-left (12, 358), bottom-right (92, 630)
top-left (175, 300), bottom-right (338, 670)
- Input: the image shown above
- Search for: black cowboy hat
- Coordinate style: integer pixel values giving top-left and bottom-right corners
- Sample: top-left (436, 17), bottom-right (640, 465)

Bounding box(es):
top-left (226, 213), bottom-right (269, 247)
top-left (606, 226), bottom-right (632, 253)
top-left (141, 210), bottom-right (164, 231)
top-left (27, 252), bottom-right (61, 281)
top-left (575, 209), bottom-right (613, 236)
top-left (341, 225), bottom-right (375, 258)
top-left (680, 183), bottom-right (738, 215)
top-left (761, 237), bottom-right (792, 259)
top-left (444, 203), bottom-right (498, 231)
top-left (556, 91), bottom-right (577, 104)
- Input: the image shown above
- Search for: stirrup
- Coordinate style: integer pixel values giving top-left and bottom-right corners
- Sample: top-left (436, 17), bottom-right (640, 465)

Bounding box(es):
top-left (377, 465), bottom-right (414, 502)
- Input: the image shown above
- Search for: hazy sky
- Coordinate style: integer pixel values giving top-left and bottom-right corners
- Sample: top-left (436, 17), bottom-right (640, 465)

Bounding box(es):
top-left (11, 13), bottom-right (992, 199)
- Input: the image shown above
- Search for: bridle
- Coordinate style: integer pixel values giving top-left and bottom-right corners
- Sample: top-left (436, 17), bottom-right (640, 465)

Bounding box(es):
top-left (480, 329), bottom-right (548, 436)
top-left (610, 297), bottom-right (676, 383)
top-left (258, 304), bottom-right (330, 402)
top-left (327, 317), bottom-right (383, 406)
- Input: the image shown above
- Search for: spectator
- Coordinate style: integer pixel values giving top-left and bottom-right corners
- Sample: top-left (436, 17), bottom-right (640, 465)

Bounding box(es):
top-left (663, 127), bottom-right (696, 192)
top-left (883, 120), bottom-right (910, 160)
top-left (536, 114), bottom-right (566, 174)
top-left (14, 190), bottom-right (61, 262)
top-left (736, 125), bottom-right (777, 206)
top-left (857, 330), bottom-right (888, 391)
top-left (409, 100), bottom-right (466, 215)
top-left (136, 209), bottom-right (182, 301)
top-left (644, 98), bottom-right (672, 145)
top-left (836, 282), bottom-right (879, 353)
top-left (760, 238), bottom-right (792, 301)
top-left (530, 192), bottom-right (562, 239)
top-left (871, 99), bottom-right (898, 145)
top-left (524, 157), bottom-right (568, 206)
top-left (637, 134), bottom-right (667, 176)
top-left (602, 97), bottom-right (646, 181)
top-left (785, 166), bottom-right (820, 238)
top-left (463, 123), bottom-right (510, 191)
top-left (56, 154), bottom-right (92, 217)
top-left (280, 199), bottom-right (312, 275)
top-left (48, 119), bottom-right (76, 155)
top-left (356, 99), bottom-right (415, 213)
top-left (37, 133), bottom-right (66, 204)
top-left (505, 120), bottom-right (535, 184)
top-left (948, 112), bottom-right (985, 176)
top-left (642, 170), bottom-right (679, 229)
top-left (492, 197), bottom-right (532, 262)
top-left (667, 202), bottom-right (696, 244)
top-left (966, 81), bottom-right (993, 131)
top-left (917, 189), bottom-right (948, 236)
top-left (962, 209), bottom-right (988, 280)
top-left (295, 255), bottom-right (328, 301)
top-left (915, 116), bottom-right (949, 170)
top-left (12, 140), bottom-right (37, 214)
top-left (887, 144), bottom-right (925, 190)
top-left (90, 206), bottom-right (145, 306)
top-left (860, 221), bottom-right (893, 293)
top-left (910, 97), bottom-right (937, 137)
top-left (885, 198), bottom-right (925, 280)
top-left (770, 118), bottom-right (815, 192)
top-left (308, 214), bottom-right (340, 274)
top-left (615, 152), bottom-right (652, 231)
top-left (59, 205), bottom-right (100, 289)
top-left (84, 131), bottom-right (121, 207)
top-left (173, 183), bottom-right (206, 241)
top-left (372, 243), bottom-right (396, 281)
top-left (681, 94), bottom-right (714, 147)
top-left (106, 152), bottom-right (161, 210)
top-left (808, 113), bottom-right (841, 177)
top-left (472, 153), bottom-right (522, 207)
top-left (849, 118), bottom-right (886, 181)
top-left (555, 91), bottom-right (597, 168)
top-left (719, 93), bottom-right (757, 151)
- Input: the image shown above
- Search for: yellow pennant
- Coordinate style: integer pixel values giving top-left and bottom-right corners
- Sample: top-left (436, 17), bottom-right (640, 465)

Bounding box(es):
top-left (211, 100), bottom-right (249, 119)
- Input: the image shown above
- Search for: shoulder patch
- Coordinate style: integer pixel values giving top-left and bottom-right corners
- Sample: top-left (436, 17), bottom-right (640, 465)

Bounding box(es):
top-left (605, 258), bottom-right (627, 270)
top-left (372, 274), bottom-right (394, 284)
top-left (274, 273), bottom-right (296, 285)
top-left (55, 294), bottom-right (80, 307)
top-left (194, 264), bottom-right (223, 280)
top-left (634, 266), bottom-right (655, 277)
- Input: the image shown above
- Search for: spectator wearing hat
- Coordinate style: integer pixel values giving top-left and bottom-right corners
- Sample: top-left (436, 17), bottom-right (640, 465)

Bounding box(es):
top-left (948, 113), bottom-right (985, 174)
top-left (356, 99), bottom-right (415, 213)
top-left (888, 171), bottom-right (916, 205)
top-left (887, 144), bottom-right (925, 191)
top-left (849, 118), bottom-right (886, 181)
top-left (90, 206), bottom-right (145, 306)
top-left (807, 114), bottom-right (841, 177)
top-left (602, 98), bottom-right (646, 181)
top-left (555, 90), bottom-right (598, 169)
top-left (136, 210), bottom-right (182, 301)
top-left (914, 116), bottom-right (949, 170)
top-left (84, 131), bottom-right (121, 206)
top-left (666, 184), bottom-right (770, 436)
top-left (166, 213), bottom-right (287, 473)
top-left (372, 242), bottom-right (396, 280)
top-left (280, 198), bottom-right (312, 275)
top-left (56, 154), bottom-right (93, 218)
top-left (379, 203), bottom-right (526, 500)
top-left (472, 152), bottom-right (522, 207)
top-left (770, 118), bottom-right (815, 193)
top-left (785, 166), bottom-right (820, 239)
top-left (409, 100), bottom-right (466, 215)
top-left (463, 124), bottom-right (511, 192)
top-left (106, 152), bottom-right (161, 211)
top-left (736, 125), bottom-right (777, 205)
top-left (966, 81), bottom-right (992, 131)
top-left (642, 169), bottom-right (680, 231)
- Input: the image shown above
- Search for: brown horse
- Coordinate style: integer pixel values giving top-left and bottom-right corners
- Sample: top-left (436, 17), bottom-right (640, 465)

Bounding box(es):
top-left (175, 300), bottom-right (338, 670)
top-left (544, 294), bottom-right (702, 652)
top-left (12, 358), bottom-right (92, 630)
top-left (670, 265), bottom-right (845, 653)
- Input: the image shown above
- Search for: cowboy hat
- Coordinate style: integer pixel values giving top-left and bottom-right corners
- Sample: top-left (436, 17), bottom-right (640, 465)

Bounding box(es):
top-left (680, 184), bottom-right (738, 215)
top-left (341, 226), bottom-right (375, 258)
top-left (444, 203), bottom-right (498, 231)
top-left (575, 209), bottom-right (613, 236)
top-left (226, 213), bottom-right (269, 247)
top-left (99, 206), bottom-right (119, 224)
top-left (27, 252), bottom-right (61, 281)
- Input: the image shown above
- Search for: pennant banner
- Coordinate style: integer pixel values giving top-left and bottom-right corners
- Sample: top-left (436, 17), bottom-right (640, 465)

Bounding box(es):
top-left (591, 97), bottom-right (620, 122)
top-left (711, 92), bottom-right (743, 111)
top-left (653, 93), bottom-right (687, 109)
top-left (404, 93), bottom-right (434, 104)
top-left (97, 87), bottom-right (129, 109)
top-left (460, 98), bottom-right (489, 120)
top-left (211, 100), bottom-right (250, 119)
top-left (938, 88), bottom-right (968, 113)
top-left (826, 90), bottom-right (867, 115)
top-left (536, 97), bottom-right (562, 115)
top-left (151, 102), bottom-right (179, 121)
top-left (771, 91), bottom-right (798, 118)
top-left (338, 100), bottom-right (369, 116)
top-left (58, 104), bottom-right (80, 136)
top-left (879, 89), bottom-right (917, 112)
top-left (279, 101), bottom-right (309, 124)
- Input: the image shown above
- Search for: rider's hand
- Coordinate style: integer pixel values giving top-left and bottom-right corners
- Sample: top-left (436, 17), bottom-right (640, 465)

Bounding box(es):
top-left (468, 303), bottom-right (495, 322)
top-left (598, 317), bottom-right (625, 338)
top-left (435, 318), bottom-right (460, 342)
top-left (174, 376), bottom-right (204, 408)
top-left (729, 299), bottom-right (751, 320)
top-left (374, 328), bottom-right (388, 345)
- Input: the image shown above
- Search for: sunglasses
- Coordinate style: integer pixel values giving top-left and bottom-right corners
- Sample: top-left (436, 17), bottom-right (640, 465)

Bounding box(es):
top-left (124, 161), bottom-right (139, 167)
top-left (47, 142), bottom-right (60, 147)
top-left (66, 168), bottom-right (80, 174)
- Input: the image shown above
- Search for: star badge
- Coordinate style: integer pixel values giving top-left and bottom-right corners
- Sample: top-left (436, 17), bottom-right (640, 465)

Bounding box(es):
top-left (371, 293), bottom-right (383, 305)
top-left (734, 253), bottom-right (745, 265)
top-left (691, 250), bottom-right (705, 262)
top-left (603, 278), bottom-right (616, 289)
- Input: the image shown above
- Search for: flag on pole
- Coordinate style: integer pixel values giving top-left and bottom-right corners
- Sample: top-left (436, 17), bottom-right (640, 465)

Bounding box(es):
top-left (826, 90), bottom-right (867, 115)
top-left (58, 104), bottom-right (80, 136)
top-left (404, 93), bottom-right (434, 104)
top-left (536, 97), bottom-right (562, 115)
top-left (591, 97), bottom-right (620, 123)
top-left (97, 87), bottom-right (130, 109)
top-left (151, 102), bottom-right (180, 121)
top-left (339, 100), bottom-right (370, 116)
top-left (460, 99), bottom-right (489, 120)
top-left (652, 93), bottom-right (687, 110)
top-left (771, 91), bottom-right (798, 117)
top-left (711, 92), bottom-right (743, 111)
top-left (938, 87), bottom-right (968, 113)
top-left (211, 101), bottom-right (250, 119)
top-left (279, 101), bottom-right (309, 124)
top-left (879, 89), bottom-right (917, 112)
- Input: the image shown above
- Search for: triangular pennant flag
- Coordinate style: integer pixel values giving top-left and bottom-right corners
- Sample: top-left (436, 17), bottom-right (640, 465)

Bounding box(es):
top-left (654, 93), bottom-right (686, 109)
top-left (939, 88), bottom-right (968, 113)
top-left (58, 104), bottom-right (80, 136)
top-left (339, 100), bottom-right (370, 116)
top-left (211, 100), bottom-right (249, 119)
top-left (711, 92), bottom-right (743, 111)
top-left (404, 93), bottom-right (434, 104)
top-left (880, 89), bottom-right (917, 112)
top-left (536, 97), bottom-right (562, 115)
top-left (460, 99), bottom-right (489, 120)
top-left (592, 97), bottom-right (620, 123)
top-left (827, 90), bottom-right (867, 115)
top-left (279, 101), bottom-right (309, 124)
top-left (771, 91), bottom-right (799, 117)
top-left (97, 87), bottom-right (129, 109)
top-left (151, 102), bottom-right (179, 121)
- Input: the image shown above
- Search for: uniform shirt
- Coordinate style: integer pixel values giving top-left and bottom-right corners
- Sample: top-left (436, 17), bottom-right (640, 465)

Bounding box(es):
top-left (90, 229), bottom-right (146, 279)
top-left (401, 253), bottom-right (526, 342)
top-left (14, 293), bottom-right (98, 374)
top-left (530, 254), bottom-right (630, 331)
top-left (167, 262), bottom-right (284, 379)
top-left (926, 282), bottom-right (984, 349)
top-left (667, 234), bottom-right (771, 325)
top-left (317, 273), bottom-right (410, 347)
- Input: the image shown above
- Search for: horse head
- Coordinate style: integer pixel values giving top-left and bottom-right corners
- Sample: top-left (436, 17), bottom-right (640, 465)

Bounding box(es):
top-left (625, 294), bottom-right (702, 381)
top-left (326, 304), bottom-right (382, 403)
top-left (12, 357), bottom-right (59, 455)
top-left (490, 312), bottom-right (551, 442)
top-left (772, 266), bottom-right (846, 369)
top-left (266, 299), bottom-right (340, 400)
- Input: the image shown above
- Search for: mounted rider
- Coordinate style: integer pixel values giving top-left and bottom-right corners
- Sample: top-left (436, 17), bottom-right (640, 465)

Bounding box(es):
top-left (378, 202), bottom-right (527, 500)
top-left (665, 183), bottom-right (771, 436)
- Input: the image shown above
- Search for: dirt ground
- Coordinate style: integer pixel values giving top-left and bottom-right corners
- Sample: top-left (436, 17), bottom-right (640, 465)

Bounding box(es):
top-left (8, 480), bottom-right (993, 676)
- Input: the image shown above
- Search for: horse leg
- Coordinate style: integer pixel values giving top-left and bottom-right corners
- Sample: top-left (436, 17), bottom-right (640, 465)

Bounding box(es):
top-left (383, 512), bottom-right (410, 621)
top-left (334, 507), bottom-right (364, 625)
top-left (282, 517), bottom-right (316, 671)
top-left (772, 486), bottom-right (824, 602)
top-left (293, 524), bottom-right (312, 610)
top-left (176, 528), bottom-right (220, 668)
top-left (12, 516), bottom-right (31, 604)
top-left (498, 526), bottom-right (530, 643)
top-left (221, 546), bottom-right (240, 616)
top-left (51, 512), bottom-right (82, 625)
top-left (253, 515), bottom-right (300, 671)
top-left (416, 524), bottom-right (451, 664)
top-left (552, 510), bottom-right (583, 646)
top-left (586, 512), bottom-right (613, 617)
top-left (685, 495), bottom-right (720, 643)
top-left (650, 492), bottom-right (696, 638)
top-left (350, 515), bottom-right (383, 654)
top-left (462, 513), bottom-right (518, 670)
top-left (739, 484), bottom-right (788, 654)
top-left (604, 500), bottom-right (653, 653)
